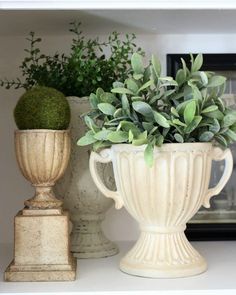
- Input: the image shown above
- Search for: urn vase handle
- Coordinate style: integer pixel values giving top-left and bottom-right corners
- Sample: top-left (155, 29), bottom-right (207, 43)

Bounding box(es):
top-left (203, 147), bottom-right (233, 208)
top-left (89, 149), bottom-right (124, 209)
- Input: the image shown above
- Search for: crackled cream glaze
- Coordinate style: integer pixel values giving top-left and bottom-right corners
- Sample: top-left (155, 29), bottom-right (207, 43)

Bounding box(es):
top-left (55, 97), bottom-right (118, 258)
top-left (90, 143), bottom-right (233, 278)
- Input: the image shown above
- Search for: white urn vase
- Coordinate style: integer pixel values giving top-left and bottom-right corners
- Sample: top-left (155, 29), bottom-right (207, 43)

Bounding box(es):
top-left (55, 97), bottom-right (118, 258)
top-left (90, 143), bottom-right (233, 278)
top-left (5, 130), bottom-right (77, 282)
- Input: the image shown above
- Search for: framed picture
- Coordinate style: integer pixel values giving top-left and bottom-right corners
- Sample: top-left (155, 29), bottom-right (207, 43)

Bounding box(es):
top-left (167, 53), bottom-right (236, 240)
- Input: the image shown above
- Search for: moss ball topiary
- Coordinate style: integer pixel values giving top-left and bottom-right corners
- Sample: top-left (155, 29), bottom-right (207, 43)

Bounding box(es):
top-left (14, 86), bottom-right (71, 130)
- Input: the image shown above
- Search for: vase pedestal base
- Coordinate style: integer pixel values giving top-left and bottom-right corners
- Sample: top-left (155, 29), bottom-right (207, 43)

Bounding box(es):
top-left (71, 218), bottom-right (119, 259)
top-left (4, 208), bottom-right (77, 282)
top-left (5, 257), bottom-right (76, 282)
top-left (120, 229), bottom-right (207, 278)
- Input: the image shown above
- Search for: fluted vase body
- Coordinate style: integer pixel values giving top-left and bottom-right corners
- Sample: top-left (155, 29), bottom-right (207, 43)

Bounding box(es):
top-left (15, 129), bottom-right (71, 209)
top-left (55, 97), bottom-right (118, 258)
top-left (90, 143), bottom-right (233, 277)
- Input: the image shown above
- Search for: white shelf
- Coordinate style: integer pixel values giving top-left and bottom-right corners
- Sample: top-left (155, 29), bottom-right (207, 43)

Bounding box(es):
top-left (1, 0), bottom-right (236, 10)
top-left (2, 10), bottom-right (236, 36)
top-left (1, 241), bottom-right (236, 295)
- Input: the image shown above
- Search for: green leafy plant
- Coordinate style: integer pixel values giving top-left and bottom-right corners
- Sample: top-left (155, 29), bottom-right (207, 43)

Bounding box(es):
top-left (0, 22), bottom-right (144, 97)
top-left (14, 86), bottom-right (70, 130)
top-left (78, 53), bottom-right (236, 166)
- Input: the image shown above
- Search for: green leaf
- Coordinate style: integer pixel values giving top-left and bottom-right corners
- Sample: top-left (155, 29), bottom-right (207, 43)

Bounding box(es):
top-left (133, 73), bottom-right (143, 80)
top-left (215, 135), bottom-right (228, 147)
top-left (223, 113), bottom-right (236, 127)
top-left (94, 129), bottom-right (112, 140)
top-left (132, 101), bottom-right (153, 117)
top-left (93, 141), bottom-right (111, 151)
top-left (144, 66), bottom-right (152, 83)
top-left (149, 93), bottom-right (162, 104)
top-left (164, 89), bottom-right (176, 97)
top-left (77, 131), bottom-right (97, 146)
top-left (159, 80), bottom-right (178, 87)
top-left (209, 118), bottom-right (220, 133)
top-left (191, 54), bottom-right (203, 72)
top-left (199, 131), bottom-right (214, 142)
top-left (114, 108), bottom-right (123, 118)
top-left (174, 133), bottom-right (184, 143)
top-left (203, 110), bottom-right (224, 120)
top-left (156, 134), bottom-right (164, 146)
top-left (153, 111), bottom-right (170, 128)
top-left (98, 103), bottom-right (116, 116)
top-left (172, 119), bottom-right (187, 127)
top-left (131, 96), bottom-right (144, 102)
top-left (121, 94), bottom-right (130, 115)
top-left (184, 85), bottom-right (194, 100)
top-left (107, 131), bottom-right (128, 143)
top-left (129, 130), bottom-right (134, 142)
top-left (230, 123), bottom-right (236, 132)
top-left (120, 121), bottom-right (140, 136)
top-left (100, 92), bottom-right (117, 103)
top-left (181, 58), bottom-right (188, 77)
top-left (199, 71), bottom-right (208, 86)
top-left (111, 87), bottom-right (134, 95)
top-left (184, 100), bottom-right (196, 125)
top-left (96, 87), bottom-right (104, 99)
top-left (132, 131), bottom-right (148, 145)
top-left (162, 127), bottom-right (170, 137)
top-left (113, 81), bottom-right (124, 88)
top-left (216, 97), bottom-right (225, 112)
top-left (89, 93), bottom-right (98, 109)
top-left (131, 53), bottom-right (144, 74)
top-left (185, 116), bottom-right (202, 134)
top-left (149, 126), bottom-right (158, 135)
top-left (84, 116), bottom-right (99, 132)
top-left (144, 143), bottom-right (154, 167)
top-left (226, 129), bottom-right (236, 141)
top-left (202, 105), bottom-right (218, 113)
top-left (126, 78), bottom-right (139, 94)
top-left (151, 55), bottom-right (161, 77)
top-left (176, 69), bottom-right (186, 86)
top-left (138, 80), bottom-right (154, 92)
top-left (171, 107), bottom-right (179, 118)
top-left (207, 75), bottom-right (226, 88)
top-left (142, 122), bottom-right (154, 132)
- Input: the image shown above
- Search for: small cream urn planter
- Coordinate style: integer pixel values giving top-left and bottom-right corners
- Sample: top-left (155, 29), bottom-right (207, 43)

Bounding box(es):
top-left (55, 97), bottom-right (118, 258)
top-left (90, 143), bottom-right (233, 278)
top-left (5, 129), bottom-right (77, 282)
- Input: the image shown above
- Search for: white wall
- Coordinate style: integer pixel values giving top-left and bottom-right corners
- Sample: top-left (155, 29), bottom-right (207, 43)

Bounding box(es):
top-left (1, 33), bottom-right (236, 244)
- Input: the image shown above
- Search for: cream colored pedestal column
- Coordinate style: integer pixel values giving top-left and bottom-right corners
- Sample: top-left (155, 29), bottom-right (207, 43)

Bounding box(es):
top-left (5, 208), bottom-right (76, 282)
top-left (5, 130), bottom-right (77, 282)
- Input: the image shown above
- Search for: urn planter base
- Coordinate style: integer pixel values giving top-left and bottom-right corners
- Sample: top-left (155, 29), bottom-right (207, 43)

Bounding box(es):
top-left (120, 229), bottom-right (207, 278)
top-left (89, 143), bottom-right (233, 278)
top-left (4, 208), bottom-right (77, 282)
top-left (71, 216), bottom-right (119, 258)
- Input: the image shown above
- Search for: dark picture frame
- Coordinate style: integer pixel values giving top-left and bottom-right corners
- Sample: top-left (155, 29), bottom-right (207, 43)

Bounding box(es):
top-left (167, 53), bottom-right (236, 241)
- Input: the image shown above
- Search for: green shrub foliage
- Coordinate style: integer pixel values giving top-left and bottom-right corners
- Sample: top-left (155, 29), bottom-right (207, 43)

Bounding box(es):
top-left (78, 53), bottom-right (236, 166)
top-left (14, 86), bottom-right (70, 130)
top-left (1, 22), bottom-right (144, 97)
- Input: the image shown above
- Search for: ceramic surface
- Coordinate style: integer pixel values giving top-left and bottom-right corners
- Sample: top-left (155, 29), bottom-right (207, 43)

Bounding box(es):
top-left (55, 97), bottom-right (118, 258)
top-left (90, 143), bottom-right (233, 278)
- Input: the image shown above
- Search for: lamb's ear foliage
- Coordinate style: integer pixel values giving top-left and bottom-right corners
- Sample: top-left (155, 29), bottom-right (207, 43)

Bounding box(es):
top-left (78, 53), bottom-right (236, 167)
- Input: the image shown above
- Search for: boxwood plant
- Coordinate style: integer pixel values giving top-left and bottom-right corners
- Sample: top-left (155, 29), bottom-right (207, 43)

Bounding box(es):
top-left (0, 22), bottom-right (144, 97)
top-left (78, 53), bottom-right (236, 166)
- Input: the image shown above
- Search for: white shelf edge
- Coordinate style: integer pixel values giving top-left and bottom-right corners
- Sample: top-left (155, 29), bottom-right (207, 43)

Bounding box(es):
top-left (2, 0), bottom-right (236, 10)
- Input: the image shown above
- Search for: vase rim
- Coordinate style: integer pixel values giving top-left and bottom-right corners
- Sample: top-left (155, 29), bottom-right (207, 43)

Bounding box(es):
top-left (15, 129), bottom-right (70, 134)
top-left (111, 142), bottom-right (213, 153)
